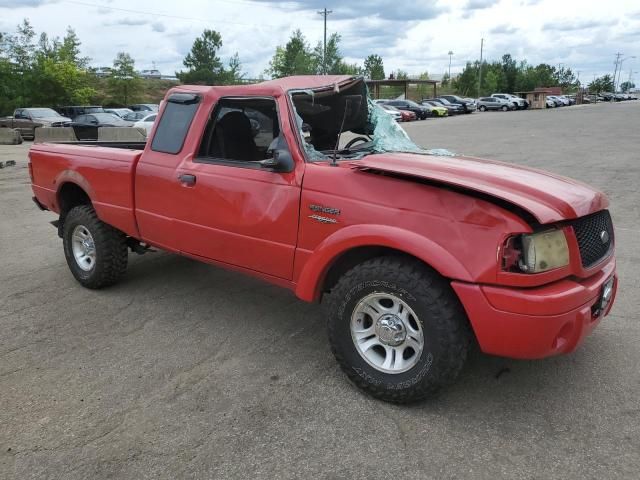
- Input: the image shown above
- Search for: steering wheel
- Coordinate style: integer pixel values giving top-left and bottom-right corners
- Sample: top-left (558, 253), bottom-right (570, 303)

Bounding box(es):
top-left (344, 136), bottom-right (370, 150)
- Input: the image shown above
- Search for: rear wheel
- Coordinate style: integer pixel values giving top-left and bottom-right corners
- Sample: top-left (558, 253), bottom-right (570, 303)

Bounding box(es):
top-left (326, 257), bottom-right (471, 403)
top-left (501, 105), bottom-right (509, 111)
top-left (62, 205), bottom-right (128, 289)
top-left (479, 105), bottom-right (487, 112)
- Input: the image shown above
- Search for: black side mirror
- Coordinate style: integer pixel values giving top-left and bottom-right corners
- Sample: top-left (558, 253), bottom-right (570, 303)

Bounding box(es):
top-left (260, 135), bottom-right (294, 173)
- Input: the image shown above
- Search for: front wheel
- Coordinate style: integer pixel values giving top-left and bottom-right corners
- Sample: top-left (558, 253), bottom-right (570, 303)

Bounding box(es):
top-left (479, 105), bottom-right (487, 112)
top-left (62, 205), bottom-right (128, 289)
top-left (501, 105), bottom-right (509, 111)
top-left (326, 257), bottom-right (471, 403)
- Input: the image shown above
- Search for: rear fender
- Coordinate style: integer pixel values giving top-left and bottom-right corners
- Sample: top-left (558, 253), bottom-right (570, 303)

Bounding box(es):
top-left (55, 170), bottom-right (97, 210)
top-left (294, 224), bottom-right (472, 302)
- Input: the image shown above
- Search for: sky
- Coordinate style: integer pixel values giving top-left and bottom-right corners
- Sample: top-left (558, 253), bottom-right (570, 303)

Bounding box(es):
top-left (0, 0), bottom-right (639, 84)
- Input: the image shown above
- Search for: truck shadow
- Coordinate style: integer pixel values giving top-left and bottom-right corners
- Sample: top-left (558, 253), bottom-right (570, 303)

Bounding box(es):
top-left (118, 251), bottom-right (612, 411)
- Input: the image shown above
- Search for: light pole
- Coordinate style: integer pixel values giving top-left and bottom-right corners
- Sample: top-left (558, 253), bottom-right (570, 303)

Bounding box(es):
top-left (627, 70), bottom-right (638, 91)
top-left (616, 56), bottom-right (635, 91)
top-left (317, 8), bottom-right (333, 74)
top-left (447, 50), bottom-right (453, 80)
top-left (476, 38), bottom-right (483, 99)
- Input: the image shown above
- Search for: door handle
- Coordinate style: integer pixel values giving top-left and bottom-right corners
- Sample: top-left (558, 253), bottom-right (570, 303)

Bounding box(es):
top-left (178, 173), bottom-right (196, 186)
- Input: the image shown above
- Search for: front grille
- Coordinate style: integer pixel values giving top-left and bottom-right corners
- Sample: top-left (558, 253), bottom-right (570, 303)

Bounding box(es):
top-left (572, 210), bottom-right (613, 268)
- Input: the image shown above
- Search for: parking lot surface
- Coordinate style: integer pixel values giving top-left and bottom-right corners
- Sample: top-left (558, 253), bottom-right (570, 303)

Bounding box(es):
top-left (1, 102), bottom-right (639, 479)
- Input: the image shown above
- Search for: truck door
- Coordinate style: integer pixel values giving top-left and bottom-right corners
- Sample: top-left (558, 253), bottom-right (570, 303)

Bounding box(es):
top-left (136, 93), bottom-right (302, 280)
top-left (13, 110), bottom-right (32, 137)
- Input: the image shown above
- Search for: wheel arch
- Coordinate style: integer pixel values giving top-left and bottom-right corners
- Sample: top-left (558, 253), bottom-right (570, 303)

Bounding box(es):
top-left (294, 225), bottom-right (473, 302)
top-left (56, 177), bottom-right (95, 237)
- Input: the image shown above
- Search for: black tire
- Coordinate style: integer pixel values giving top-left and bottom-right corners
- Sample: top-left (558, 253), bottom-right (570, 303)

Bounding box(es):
top-left (62, 205), bottom-right (128, 289)
top-left (479, 105), bottom-right (487, 112)
top-left (501, 105), bottom-right (509, 112)
top-left (326, 257), bottom-right (471, 403)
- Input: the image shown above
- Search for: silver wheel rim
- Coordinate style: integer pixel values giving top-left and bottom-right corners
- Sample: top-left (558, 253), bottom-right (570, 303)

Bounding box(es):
top-left (350, 292), bottom-right (424, 374)
top-left (71, 225), bottom-right (96, 272)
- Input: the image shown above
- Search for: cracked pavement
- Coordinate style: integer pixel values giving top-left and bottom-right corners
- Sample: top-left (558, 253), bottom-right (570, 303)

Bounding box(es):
top-left (1, 101), bottom-right (639, 479)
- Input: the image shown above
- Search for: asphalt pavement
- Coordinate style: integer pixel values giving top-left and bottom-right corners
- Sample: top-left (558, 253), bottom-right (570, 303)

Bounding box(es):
top-left (1, 101), bottom-right (639, 479)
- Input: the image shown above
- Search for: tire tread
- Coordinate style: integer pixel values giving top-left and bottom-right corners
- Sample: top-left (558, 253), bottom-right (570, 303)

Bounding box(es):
top-left (326, 256), bottom-right (470, 403)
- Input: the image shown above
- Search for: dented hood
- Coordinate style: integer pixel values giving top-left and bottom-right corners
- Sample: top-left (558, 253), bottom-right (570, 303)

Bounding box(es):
top-left (351, 153), bottom-right (608, 224)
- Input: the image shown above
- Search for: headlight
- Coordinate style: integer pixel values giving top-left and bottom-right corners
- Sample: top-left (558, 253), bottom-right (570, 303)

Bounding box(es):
top-left (502, 229), bottom-right (569, 273)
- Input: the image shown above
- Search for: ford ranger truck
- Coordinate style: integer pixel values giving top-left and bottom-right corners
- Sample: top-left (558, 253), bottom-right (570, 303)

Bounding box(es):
top-left (28, 76), bottom-right (617, 403)
top-left (0, 108), bottom-right (71, 139)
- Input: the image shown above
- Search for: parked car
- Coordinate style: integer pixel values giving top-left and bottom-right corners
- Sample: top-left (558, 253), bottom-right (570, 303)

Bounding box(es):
top-left (123, 111), bottom-right (150, 122)
top-left (380, 100), bottom-right (429, 120)
top-left (29, 75), bottom-right (618, 404)
top-left (547, 96), bottom-right (563, 107)
top-left (438, 95), bottom-right (476, 113)
top-left (477, 97), bottom-right (513, 112)
top-left (419, 101), bottom-right (448, 117)
top-left (424, 98), bottom-right (464, 115)
top-left (132, 113), bottom-right (157, 135)
top-left (71, 113), bottom-right (134, 128)
top-left (0, 108), bottom-right (71, 139)
top-left (129, 104), bottom-right (159, 112)
top-left (398, 109), bottom-right (417, 122)
top-left (378, 104), bottom-right (403, 122)
top-left (56, 106), bottom-right (104, 120)
top-left (545, 97), bottom-right (557, 108)
top-left (491, 93), bottom-right (527, 109)
top-left (104, 108), bottom-right (134, 119)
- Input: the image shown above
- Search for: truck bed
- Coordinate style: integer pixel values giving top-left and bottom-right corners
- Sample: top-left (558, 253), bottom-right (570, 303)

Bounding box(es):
top-left (30, 143), bottom-right (144, 237)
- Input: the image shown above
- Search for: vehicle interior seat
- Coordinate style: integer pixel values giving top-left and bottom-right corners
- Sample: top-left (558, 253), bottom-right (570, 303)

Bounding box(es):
top-left (212, 111), bottom-right (258, 161)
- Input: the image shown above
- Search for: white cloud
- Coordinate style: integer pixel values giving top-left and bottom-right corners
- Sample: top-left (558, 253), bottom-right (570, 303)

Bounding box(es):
top-left (0, 0), bottom-right (637, 80)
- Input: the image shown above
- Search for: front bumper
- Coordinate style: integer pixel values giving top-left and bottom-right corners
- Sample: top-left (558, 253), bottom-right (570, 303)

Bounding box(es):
top-left (451, 257), bottom-right (617, 359)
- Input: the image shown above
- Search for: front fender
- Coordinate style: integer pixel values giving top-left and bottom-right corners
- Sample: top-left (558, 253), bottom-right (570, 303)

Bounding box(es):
top-left (294, 224), bottom-right (473, 302)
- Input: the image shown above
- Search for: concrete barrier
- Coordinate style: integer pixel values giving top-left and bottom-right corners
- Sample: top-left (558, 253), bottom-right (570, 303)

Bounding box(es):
top-left (0, 128), bottom-right (23, 145)
top-left (98, 127), bottom-right (147, 142)
top-left (34, 127), bottom-right (77, 143)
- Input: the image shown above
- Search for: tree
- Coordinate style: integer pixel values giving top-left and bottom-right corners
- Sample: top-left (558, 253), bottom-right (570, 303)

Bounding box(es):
top-left (588, 75), bottom-right (614, 93)
top-left (363, 54), bottom-right (385, 80)
top-left (221, 52), bottom-right (245, 84)
top-left (619, 81), bottom-right (635, 92)
top-left (266, 30), bottom-right (314, 78)
top-left (5, 19), bottom-right (36, 106)
top-left (395, 69), bottom-right (408, 80)
top-left (500, 54), bottom-right (517, 92)
top-left (554, 66), bottom-right (578, 91)
top-left (108, 52), bottom-right (141, 105)
top-left (453, 61), bottom-right (478, 96)
top-left (59, 27), bottom-right (88, 68)
top-left (312, 32), bottom-right (353, 75)
top-left (481, 69), bottom-right (498, 96)
top-left (176, 29), bottom-right (244, 85)
top-left (177, 29), bottom-right (224, 84)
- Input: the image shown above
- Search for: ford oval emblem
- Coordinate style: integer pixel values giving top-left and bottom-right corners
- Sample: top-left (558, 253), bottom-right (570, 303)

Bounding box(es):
top-left (600, 230), bottom-right (610, 244)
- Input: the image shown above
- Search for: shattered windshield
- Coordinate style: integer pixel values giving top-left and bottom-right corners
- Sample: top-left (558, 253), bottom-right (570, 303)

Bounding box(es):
top-left (290, 79), bottom-right (453, 161)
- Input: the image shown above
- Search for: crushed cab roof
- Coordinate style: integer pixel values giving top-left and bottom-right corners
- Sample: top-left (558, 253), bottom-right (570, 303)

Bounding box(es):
top-left (173, 75), bottom-right (360, 97)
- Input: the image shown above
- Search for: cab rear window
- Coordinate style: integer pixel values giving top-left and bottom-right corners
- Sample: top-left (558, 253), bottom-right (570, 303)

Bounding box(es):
top-left (151, 93), bottom-right (200, 154)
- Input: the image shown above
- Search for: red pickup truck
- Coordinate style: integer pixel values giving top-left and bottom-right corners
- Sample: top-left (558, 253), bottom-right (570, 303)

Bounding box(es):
top-left (29, 75), bottom-right (617, 403)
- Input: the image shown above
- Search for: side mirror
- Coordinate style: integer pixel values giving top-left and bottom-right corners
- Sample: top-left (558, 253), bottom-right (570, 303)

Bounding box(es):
top-left (260, 135), bottom-right (294, 173)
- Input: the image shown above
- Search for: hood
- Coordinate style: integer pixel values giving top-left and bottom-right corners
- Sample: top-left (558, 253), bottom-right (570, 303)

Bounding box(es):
top-left (35, 116), bottom-right (71, 123)
top-left (351, 153), bottom-right (608, 224)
